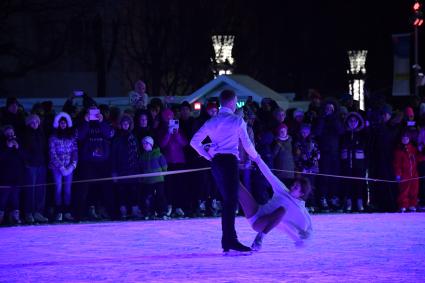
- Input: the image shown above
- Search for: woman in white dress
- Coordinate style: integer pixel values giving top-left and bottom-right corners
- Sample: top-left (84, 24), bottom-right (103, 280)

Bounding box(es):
top-left (239, 156), bottom-right (313, 251)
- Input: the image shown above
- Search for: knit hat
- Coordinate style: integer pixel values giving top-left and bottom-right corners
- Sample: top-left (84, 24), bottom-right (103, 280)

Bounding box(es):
top-left (293, 108), bottom-right (304, 118)
top-left (382, 104), bottom-right (392, 115)
top-left (206, 102), bottom-right (218, 111)
top-left (339, 106), bottom-right (349, 115)
top-left (405, 106), bottom-right (414, 117)
top-left (180, 101), bottom-right (191, 109)
top-left (25, 114), bottom-right (41, 126)
top-left (300, 123), bottom-right (311, 131)
top-left (142, 136), bottom-right (154, 147)
top-left (161, 108), bottom-right (174, 120)
top-left (275, 123), bottom-right (288, 134)
top-left (6, 97), bottom-right (18, 107)
top-left (2, 124), bottom-right (14, 135)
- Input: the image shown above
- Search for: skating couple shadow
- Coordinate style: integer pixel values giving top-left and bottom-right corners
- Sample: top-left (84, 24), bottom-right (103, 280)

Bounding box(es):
top-left (0, 252), bottom-right (264, 269)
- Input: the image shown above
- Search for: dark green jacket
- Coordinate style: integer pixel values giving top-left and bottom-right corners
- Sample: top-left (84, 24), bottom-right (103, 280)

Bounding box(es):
top-left (139, 147), bottom-right (167, 184)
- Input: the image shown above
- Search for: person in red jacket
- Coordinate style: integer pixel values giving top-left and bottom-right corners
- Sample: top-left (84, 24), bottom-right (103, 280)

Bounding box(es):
top-left (393, 132), bottom-right (424, 212)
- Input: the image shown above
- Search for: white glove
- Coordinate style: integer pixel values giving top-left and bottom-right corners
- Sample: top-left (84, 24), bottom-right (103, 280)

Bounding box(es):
top-left (62, 166), bottom-right (74, 176)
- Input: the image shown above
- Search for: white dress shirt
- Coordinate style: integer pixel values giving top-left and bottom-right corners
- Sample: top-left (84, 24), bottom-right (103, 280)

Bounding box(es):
top-left (190, 106), bottom-right (258, 161)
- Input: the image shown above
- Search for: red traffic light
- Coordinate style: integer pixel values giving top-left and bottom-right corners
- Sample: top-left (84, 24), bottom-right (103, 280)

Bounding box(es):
top-left (414, 2), bottom-right (421, 11)
top-left (412, 1), bottom-right (423, 26)
top-left (414, 18), bottom-right (424, 26)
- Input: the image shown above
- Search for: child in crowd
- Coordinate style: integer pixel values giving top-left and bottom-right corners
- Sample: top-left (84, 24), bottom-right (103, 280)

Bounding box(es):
top-left (393, 132), bottom-right (424, 212)
top-left (272, 123), bottom-right (295, 187)
top-left (340, 112), bottom-right (367, 212)
top-left (293, 123), bottom-right (320, 211)
top-left (139, 136), bottom-right (168, 219)
top-left (239, 156), bottom-right (313, 251)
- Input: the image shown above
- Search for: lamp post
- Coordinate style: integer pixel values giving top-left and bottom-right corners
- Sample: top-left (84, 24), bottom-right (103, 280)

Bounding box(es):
top-left (211, 35), bottom-right (235, 77)
top-left (412, 1), bottom-right (423, 96)
top-left (347, 50), bottom-right (368, 110)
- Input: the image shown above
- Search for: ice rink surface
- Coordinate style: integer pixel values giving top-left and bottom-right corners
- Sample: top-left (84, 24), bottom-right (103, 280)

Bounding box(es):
top-left (1, 213), bottom-right (424, 282)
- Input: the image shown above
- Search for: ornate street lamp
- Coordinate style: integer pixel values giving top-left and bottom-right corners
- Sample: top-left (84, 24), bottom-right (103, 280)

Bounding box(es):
top-left (211, 35), bottom-right (235, 77)
top-left (347, 50), bottom-right (367, 110)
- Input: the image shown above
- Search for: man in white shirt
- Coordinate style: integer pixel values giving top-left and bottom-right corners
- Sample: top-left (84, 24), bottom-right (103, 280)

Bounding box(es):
top-left (191, 89), bottom-right (259, 253)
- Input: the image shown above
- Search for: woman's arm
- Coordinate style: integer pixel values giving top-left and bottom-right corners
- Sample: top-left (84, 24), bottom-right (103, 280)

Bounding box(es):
top-left (254, 156), bottom-right (289, 193)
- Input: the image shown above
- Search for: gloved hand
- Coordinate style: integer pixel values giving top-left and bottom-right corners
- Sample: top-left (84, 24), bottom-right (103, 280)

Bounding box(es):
top-left (62, 166), bottom-right (74, 176)
top-left (60, 166), bottom-right (67, 176)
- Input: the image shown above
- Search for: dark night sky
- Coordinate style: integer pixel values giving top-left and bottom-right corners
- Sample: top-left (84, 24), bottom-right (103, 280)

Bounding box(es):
top-left (224, 0), bottom-right (422, 98)
top-left (0, 0), bottom-right (423, 100)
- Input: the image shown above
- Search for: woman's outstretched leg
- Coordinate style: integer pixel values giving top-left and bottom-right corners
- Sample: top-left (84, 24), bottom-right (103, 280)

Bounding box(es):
top-left (254, 206), bottom-right (285, 233)
top-left (238, 182), bottom-right (259, 218)
top-left (251, 206), bottom-right (286, 251)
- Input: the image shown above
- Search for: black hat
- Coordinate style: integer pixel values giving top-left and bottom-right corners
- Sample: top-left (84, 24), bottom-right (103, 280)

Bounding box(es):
top-left (180, 101), bottom-right (191, 109)
top-left (382, 104), bottom-right (393, 115)
top-left (6, 97), bottom-right (18, 107)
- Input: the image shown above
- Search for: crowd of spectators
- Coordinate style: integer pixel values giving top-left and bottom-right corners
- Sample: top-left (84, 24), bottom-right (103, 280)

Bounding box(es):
top-left (1, 85), bottom-right (425, 226)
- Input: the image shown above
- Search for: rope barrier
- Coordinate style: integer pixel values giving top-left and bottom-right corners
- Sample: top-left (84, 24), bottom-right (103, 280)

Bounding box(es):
top-left (270, 168), bottom-right (425, 183)
top-left (0, 167), bottom-right (211, 189)
top-left (1, 165), bottom-right (423, 190)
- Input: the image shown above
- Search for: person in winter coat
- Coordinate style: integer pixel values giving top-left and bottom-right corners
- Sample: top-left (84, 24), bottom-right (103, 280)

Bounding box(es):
top-left (272, 123), bottom-right (295, 187)
top-left (49, 112), bottom-right (78, 222)
top-left (293, 123), bottom-right (320, 210)
top-left (157, 108), bottom-right (188, 217)
top-left (139, 136), bottom-right (168, 219)
top-left (313, 99), bottom-right (345, 211)
top-left (368, 104), bottom-right (400, 212)
top-left (403, 106), bottom-right (419, 144)
top-left (22, 114), bottom-right (49, 223)
top-left (111, 114), bottom-right (143, 219)
top-left (393, 132), bottom-right (424, 212)
top-left (0, 125), bottom-right (26, 225)
top-left (76, 105), bottom-right (114, 220)
top-left (340, 112), bottom-right (368, 212)
top-left (133, 110), bottom-right (155, 143)
top-left (0, 97), bottom-right (26, 137)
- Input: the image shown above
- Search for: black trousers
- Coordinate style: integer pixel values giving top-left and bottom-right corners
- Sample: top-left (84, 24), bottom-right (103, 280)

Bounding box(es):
top-left (318, 153), bottom-right (340, 199)
top-left (143, 182), bottom-right (166, 216)
top-left (165, 163), bottom-right (188, 210)
top-left (211, 154), bottom-right (239, 248)
top-left (0, 186), bottom-right (20, 211)
top-left (74, 160), bottom-right (114, 219)
top-left (341, 167), bottom-right (367, 201)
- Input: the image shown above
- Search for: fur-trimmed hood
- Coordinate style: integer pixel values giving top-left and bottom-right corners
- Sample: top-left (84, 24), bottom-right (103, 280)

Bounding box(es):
top-left (119, 114), bottom-right (134, 131)
top-left (321, 98), bottom-right (340, 114)
top-left (53, 112), bottom-right (73, 128)
top-left (344, 111), bottom-right (364, 132)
